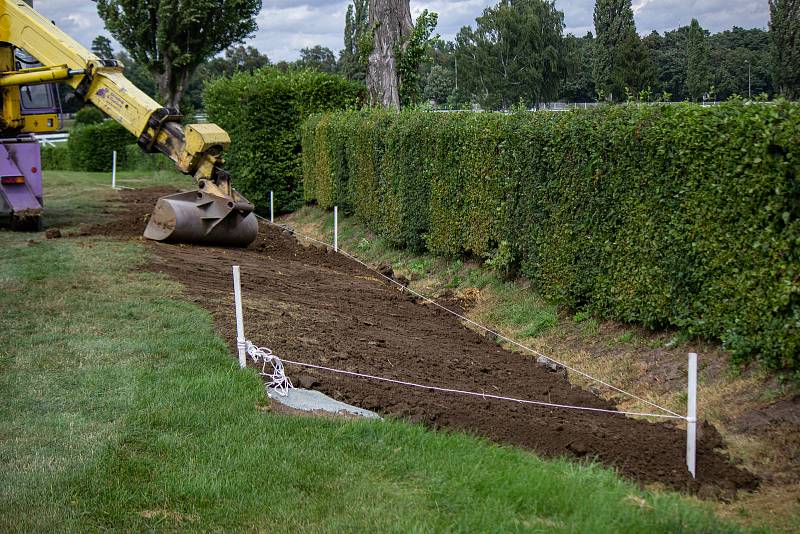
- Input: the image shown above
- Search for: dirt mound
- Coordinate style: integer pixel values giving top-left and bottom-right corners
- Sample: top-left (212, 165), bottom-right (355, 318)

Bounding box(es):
top-left (88, 187), bottom-right (758, 495)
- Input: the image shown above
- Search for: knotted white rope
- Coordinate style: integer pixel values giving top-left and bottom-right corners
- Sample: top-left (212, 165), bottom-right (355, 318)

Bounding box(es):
top-left (245, 340), bottom-right (293, 397)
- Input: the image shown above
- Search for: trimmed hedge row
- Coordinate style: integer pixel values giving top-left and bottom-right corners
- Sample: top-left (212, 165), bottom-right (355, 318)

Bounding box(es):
top-left (74, 106), bottom-right (104, 126)
top-left (69, 121), bottom-right (136, 172)
top-left (204, 68), bottom-right (363, 213)
top-left (42, 121), bottom-right (184, 173)
top-left (41, 144), bottom-right (71, 170)
top-left (302, 102), bottom-right (800, 371)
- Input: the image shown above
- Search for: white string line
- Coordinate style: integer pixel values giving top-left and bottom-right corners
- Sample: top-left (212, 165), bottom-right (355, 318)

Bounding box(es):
top-left (255, 215), bottom-right (682, 419)
top-left (270, 353), bottom-right (684, 420)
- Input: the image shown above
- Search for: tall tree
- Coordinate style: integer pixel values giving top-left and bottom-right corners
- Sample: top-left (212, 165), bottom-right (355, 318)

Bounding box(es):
top-left (366, 0), bottom-right (413, 108)
top-left (422, 64), bottom-right (454, 104)
top-left (298, 45), bottom-right (338, 73)
top-left (115, 51), bottom-right (157, 98)
top-left (211, 46), bottom-right (270, 77)
top-left (561, 32), bottom-right (595, 102)
top-left (686, 19), bottom-right (710, 101)
top-left (397, 10), bottom-right (438, 106)
top-left (91, 35), bottom-right (114, 59)
top-left (769, 0), bottom-right (800, 99)
top-left (340, 0), bottom-right (369, 81)
top-left (455, 0), bottom-right (564, 109)
top-left (183, 46), bottom-right (270, 111)
top-left (642, 29), bottom-right (686, 99)
top-left (592, 0), bottom-right (650, 100)
top-left (418, 39), bottom-right (463, 106)
top-left (709, 27), bottom-right (772, 99)
top-left (365, 1), bottom-right (437, 108)
top-left (96, 0), bottom-right (262, 110)
top-left (644, 26), bottom-right (773, 102)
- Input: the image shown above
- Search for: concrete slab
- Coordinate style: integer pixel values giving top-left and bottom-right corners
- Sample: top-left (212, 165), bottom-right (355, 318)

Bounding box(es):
top-left (268, 387), bottom-right (381, 419)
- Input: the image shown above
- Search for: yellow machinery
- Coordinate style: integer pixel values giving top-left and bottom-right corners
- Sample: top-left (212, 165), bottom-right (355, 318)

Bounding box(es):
top-left (0, 0), bottom-right (258, 246)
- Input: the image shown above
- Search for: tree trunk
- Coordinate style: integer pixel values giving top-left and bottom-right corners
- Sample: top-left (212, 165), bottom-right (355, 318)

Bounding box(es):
top-left (367, 0), bottom-right (413, 109)
top-left (153, 56), bottom-right (190, 111)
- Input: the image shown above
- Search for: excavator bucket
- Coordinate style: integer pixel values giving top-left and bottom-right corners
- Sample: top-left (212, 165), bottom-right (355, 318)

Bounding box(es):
top-left (143, 190), bottom-right (259, 247)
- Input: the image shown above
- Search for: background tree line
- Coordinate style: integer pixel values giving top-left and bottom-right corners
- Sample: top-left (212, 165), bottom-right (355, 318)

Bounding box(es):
top-left (414, 0), bottom-right (790, 108)
top-left (59, 0), bottom-right (797, 115)
top-left (280, 0), bottom-right (795, 109)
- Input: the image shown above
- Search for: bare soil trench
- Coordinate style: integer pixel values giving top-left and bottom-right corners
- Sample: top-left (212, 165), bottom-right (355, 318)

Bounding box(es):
top-left (84, 187), bottom-right (758, 496)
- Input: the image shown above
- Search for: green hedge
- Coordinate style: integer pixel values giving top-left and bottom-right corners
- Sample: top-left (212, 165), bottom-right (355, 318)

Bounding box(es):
top-left (74, 106), bottom-right (104, 126)
top-left (41, 144), bottom-right (71, 170)
top-left (302, 102), bottom-right (800, 371)
top-left (121, 145), bottom-right (175, 172)
top-left (42, 121), bottom-right (173, 173)
top-left (204, 67), bottom-right (363, 214)
top-left (68, 121), bottom-right (136, 172)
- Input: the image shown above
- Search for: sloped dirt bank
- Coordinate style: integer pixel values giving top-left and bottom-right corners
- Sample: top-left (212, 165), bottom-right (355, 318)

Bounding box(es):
top-left (88, 187), bottom-right (758, 496)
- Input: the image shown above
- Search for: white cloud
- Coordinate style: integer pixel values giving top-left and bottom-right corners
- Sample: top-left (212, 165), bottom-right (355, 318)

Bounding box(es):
top-left (63, 14), bottom-right (93, 31)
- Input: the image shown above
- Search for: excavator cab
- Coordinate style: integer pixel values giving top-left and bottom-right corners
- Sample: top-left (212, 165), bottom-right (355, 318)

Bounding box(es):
top-left (0, 48), bottom-right (60, 230)
top-left (16, 49), bottom-right (61, 133)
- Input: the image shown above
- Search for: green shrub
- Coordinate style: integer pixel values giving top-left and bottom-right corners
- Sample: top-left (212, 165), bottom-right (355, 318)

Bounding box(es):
top-left (379, 110), bottom-right (435, 250)
top-left (427, 112), bottom-right (506, 257)
top-left (74, 106), bottom-right (105, 126)
top-left (67, 121), bottom-right (135, 172)
top-left (302, 110), bottom-right (395, 228)
top-left (302, 102), bottom-right (800, 371)
top-left (41, 144), bottom-right (72, 170)
top-left (300, 113), bottom-right (323, 203)
top-left (122, 144), bottom-right (175, 172)
top-left (204, 67), bottom-right (363, 214)
top-left (351, 111), bottom-right (392, 229)
top-left (41, 141), bottom-right (172, 173)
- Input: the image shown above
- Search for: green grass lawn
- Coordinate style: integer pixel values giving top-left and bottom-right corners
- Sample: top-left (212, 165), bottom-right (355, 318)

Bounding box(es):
top-left (0, 172), bottom-right (752, 532)
top-left (41, 169), bottom-right (185, 229)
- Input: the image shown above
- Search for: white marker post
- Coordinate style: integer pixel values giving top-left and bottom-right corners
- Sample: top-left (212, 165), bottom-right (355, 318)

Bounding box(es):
top-left (232, 266), bottom-right (246, 369)
top-left (270, 191), bottom-right (274, 223)
top-left (111, 150), bottom-right (117, 189)
top-left (333, 206), bottom-right (338, 252)
top-left (687, 352), bottom-right (698, 478)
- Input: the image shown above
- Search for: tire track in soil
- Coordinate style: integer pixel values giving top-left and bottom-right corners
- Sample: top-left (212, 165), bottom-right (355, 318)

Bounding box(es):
top-left (89, 188), bottom-right (759, 496)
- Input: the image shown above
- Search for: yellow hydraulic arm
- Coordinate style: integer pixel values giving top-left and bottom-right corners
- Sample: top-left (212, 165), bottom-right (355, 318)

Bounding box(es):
top-left (0, 0), bottom-right (258, 245)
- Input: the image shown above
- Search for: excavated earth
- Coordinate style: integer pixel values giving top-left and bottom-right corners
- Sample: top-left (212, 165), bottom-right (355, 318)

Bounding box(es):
top-left (83, 187), bottom-right (759, 496)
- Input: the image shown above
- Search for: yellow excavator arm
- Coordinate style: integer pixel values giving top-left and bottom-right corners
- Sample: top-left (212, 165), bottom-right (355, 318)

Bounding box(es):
top-left (0, 0), bottom-right (258, 246)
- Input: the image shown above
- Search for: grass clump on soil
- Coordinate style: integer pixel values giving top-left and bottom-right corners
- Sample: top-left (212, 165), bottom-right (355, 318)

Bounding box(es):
top-left (486, 283), bottom-right (558, 338)
top-left (0, 173), bottom-right (747, 532)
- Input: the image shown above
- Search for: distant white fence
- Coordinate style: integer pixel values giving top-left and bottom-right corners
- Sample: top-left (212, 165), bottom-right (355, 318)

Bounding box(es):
top-left (34, 133), bottom-right (69, 147)
top-left (432, 100), bottom-right (737, 113)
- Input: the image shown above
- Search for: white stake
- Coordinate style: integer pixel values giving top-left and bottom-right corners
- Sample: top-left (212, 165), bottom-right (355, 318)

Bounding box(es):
top-left (232, 265), bottom-right (246, 369)
top-left (270, 191), bottom-right (274, 223)
top-left (334, 206), bottom-right (338, 252)
top-left (111, 150), bottom-right (117, 189)
top-left (687, 352), bottom-right (698, 478)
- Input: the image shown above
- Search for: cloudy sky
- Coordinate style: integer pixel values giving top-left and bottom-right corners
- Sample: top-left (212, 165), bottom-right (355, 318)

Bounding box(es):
top-left (35, 0), bottom-right (769, 63)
